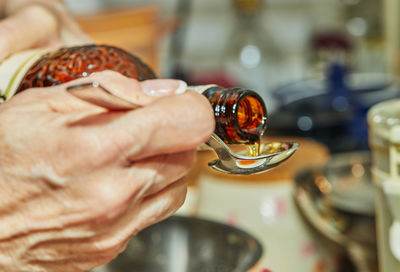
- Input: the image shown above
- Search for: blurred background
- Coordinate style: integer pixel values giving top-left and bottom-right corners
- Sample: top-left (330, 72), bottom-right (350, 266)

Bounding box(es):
top-left (68, 1), bottom-right (400, 272)
top-left (66, 0), bottom-right (399, 154)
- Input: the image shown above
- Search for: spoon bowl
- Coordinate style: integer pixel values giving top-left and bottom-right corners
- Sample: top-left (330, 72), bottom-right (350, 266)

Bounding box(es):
top-left (206, 134), bottom-right (299, 175)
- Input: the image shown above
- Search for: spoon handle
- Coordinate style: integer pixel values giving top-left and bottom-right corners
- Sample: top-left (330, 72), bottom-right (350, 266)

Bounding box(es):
top-left (66, 81), bottom-right (141, 111)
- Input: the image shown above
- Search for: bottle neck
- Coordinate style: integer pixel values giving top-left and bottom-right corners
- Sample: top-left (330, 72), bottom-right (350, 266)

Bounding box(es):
top-left (200, 86), bottom-right (267, 144)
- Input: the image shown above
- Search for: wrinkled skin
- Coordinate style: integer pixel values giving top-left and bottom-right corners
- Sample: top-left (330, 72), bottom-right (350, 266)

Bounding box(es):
top-left (0, 0), bottom-right (91, 60)
top-left (0, 71), bottom-right (215, 271)
top-left (0, 2), bottom-right (215, 271)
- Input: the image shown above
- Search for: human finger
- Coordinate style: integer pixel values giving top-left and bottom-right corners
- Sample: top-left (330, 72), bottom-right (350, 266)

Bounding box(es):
top-left (50, 71), bottom-right (187, 113)
top-left (8, 70), bottom-right (187, 117)
top-left (125, 149), bottom-right (196, 197)
top-left (123, 176), bottom-right (187, 234)
top-left (51, 150), bottom-right (195, 227)
top-left (86, 177), bottom-right (187, 252)
top-left (22, 178), bottom-right (187, 271)
top-left (22, 237), bottom-right (130, 272)
top-left (17, 149), bottom-right (195, 234)
top-left (4, 0), bottom-right (92, 46)
top-left (92, 90), bottom-right (215, 162)
top-left (0, 5), bottom-right (57, 60)
top-left (73, 150), bottom-right (196, 218)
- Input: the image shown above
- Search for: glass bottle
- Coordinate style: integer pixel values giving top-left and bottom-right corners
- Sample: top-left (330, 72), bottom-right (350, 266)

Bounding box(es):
top-left (202, 86), bottom-right (267, 145)
top-left (3, 44), bottom-right (267, 145)
top-left (16, 44), bottom-right (156, 91)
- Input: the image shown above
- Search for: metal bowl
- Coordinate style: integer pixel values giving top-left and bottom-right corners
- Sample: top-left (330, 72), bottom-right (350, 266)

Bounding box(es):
top-left (294, 152), bottom-right (378, 272)
top-left (94, 215), bottom-right (263, 272)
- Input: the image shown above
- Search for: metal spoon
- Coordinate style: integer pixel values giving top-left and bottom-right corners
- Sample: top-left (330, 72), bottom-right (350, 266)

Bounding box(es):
top-left (206, 133), bottom-right (299, 175)
top-left (67, 81), bottom-right (140, 111)
top-left (66, 81), bottom-right (299, 175)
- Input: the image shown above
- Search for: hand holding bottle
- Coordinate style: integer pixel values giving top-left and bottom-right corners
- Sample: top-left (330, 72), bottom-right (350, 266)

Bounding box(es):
top-left (0, 71), bottom-right (215, 271)
top-left (0, 0), bottom-right (91, 60)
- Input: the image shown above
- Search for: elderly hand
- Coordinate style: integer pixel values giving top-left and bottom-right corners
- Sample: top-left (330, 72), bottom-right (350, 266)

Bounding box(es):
top-left (0, 71), bottom-right (214, 272)
top-left (0, 0), bottom-right (91, 60)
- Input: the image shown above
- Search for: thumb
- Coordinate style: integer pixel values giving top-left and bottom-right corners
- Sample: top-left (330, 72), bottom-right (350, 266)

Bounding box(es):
top-left (0, 5), bottom-right (57, 60)
top-left (61, 72), bottom-right (188, 111)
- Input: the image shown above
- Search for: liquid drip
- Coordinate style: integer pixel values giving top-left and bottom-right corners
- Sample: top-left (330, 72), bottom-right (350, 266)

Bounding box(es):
top-left (247, 141), bottom-right (260, 157)
top-left (247, 130), bottom-right (264, 157)
top-left (237, 139), bottom-right (261, 166)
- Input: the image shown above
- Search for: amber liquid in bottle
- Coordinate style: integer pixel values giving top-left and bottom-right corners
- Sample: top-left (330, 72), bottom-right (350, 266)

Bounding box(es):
top-left (16, 44), bottom-right (267, 153)
top-left (17, 44), bottom-right (156, 92)
top-left (202, 86), bottom-right (267, 157)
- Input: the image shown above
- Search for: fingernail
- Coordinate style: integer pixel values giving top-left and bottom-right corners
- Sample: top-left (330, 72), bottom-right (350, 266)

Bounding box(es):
top-left (141, 79), bottom-right (187, 96)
